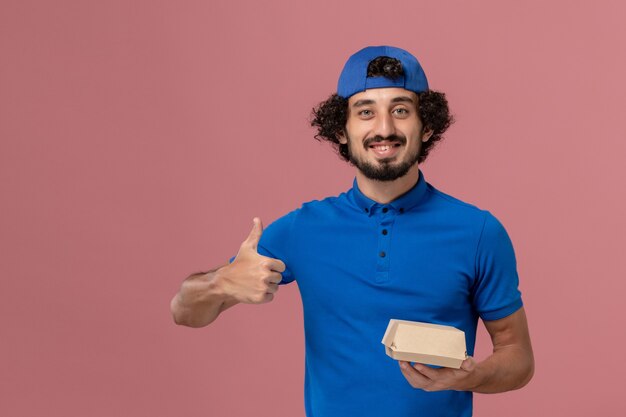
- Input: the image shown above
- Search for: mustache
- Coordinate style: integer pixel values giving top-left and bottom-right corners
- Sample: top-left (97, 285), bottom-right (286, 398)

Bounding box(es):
top-left (363, 134), bottom-right (407, 148)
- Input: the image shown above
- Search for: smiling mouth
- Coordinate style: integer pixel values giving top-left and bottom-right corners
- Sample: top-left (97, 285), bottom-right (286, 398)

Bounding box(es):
top-left (368, 141), bottom-right (402, 158)
top-left (369, 143), bottom-right (401, 152)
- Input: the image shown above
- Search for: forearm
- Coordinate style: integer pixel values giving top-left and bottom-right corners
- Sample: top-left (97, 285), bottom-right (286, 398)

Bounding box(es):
top-left (170, 266), bottom-right (239, 328)
top-left (465, 343), bottom-right (534, 393)
top-left (466, 308), bottom-right (535, 393)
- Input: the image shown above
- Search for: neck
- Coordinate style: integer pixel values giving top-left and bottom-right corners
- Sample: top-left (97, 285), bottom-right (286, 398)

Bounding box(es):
top-left (355, 164), bottom-right (421, 204)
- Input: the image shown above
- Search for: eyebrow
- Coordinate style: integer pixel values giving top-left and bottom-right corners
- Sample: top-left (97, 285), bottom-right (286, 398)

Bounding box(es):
top-left (352, 99), bottom-right (375, 107)
top-left (351, 96), bottom-right (416, 108)
top-left (391, 96), bottom-right (415, 104)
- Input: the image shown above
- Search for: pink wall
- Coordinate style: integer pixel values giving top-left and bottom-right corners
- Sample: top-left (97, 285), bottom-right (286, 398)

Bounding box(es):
top-left (2, 1), bottom-right (625, 415)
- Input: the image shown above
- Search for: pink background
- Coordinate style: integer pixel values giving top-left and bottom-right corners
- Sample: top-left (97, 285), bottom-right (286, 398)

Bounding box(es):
top-left (2, 1), bottom-right (625, 415)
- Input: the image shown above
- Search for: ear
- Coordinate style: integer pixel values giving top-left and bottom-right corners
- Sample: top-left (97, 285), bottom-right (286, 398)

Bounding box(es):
top-left (337, 130), bottom-right (348, 145)
top-left (421, 128), bottom-right (434, 143)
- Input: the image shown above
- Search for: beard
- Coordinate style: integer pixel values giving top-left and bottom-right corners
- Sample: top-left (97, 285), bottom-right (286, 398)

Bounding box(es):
top-left (346, 134), bottom-right (421, 182)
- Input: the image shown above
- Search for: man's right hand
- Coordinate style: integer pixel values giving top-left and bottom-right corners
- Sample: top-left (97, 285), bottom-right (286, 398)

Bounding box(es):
top-left (215, 217), bottom-right (286, 304)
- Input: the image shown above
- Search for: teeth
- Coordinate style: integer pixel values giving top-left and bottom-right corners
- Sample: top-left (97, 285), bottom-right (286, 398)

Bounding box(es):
top-left (373, 145), bottom-right (390, 151)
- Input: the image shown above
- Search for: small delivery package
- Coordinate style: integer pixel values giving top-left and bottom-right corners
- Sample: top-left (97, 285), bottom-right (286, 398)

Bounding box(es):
top-left (381, 319), bottom-right (467, 369)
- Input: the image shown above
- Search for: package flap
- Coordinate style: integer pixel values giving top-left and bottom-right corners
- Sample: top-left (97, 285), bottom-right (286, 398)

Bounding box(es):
top-left (381, 319), bottom-right (467, 368)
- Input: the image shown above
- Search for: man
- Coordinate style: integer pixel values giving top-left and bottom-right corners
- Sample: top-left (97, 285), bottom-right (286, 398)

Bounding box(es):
top-left (171, 45), bottom-right (534, 416)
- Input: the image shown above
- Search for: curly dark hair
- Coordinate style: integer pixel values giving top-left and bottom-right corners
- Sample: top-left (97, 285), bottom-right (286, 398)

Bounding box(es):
top-left (310, 56), bottom-right (454, 164)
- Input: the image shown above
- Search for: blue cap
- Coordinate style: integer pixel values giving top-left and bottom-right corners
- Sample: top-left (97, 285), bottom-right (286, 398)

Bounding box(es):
top-left (337, 46), bottom-right (429, 98)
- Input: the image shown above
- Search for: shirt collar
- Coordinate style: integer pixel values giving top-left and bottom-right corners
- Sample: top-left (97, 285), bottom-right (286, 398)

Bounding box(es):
top-left (349, 169), bottom-right (429, 216)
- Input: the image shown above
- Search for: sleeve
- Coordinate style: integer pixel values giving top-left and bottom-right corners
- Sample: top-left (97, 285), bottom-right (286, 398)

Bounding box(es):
top-left (472, 211), bottom-right (524, 321)
top-left (229, 209), bottom-right (298, 285)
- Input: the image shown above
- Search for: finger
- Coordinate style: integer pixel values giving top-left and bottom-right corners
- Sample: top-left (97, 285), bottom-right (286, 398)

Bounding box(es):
top-left (242, 217), bottom-right (264, 251)
top-left (460, 356), bottom-right (476, 372)
top-left (411, 362), bottom-right (441, 380)
top-left (265, 258), bottom-right (286, 273)
top-left (266, 283), bottom-right (279, 294)
top-left (259, 292), bottom-right (274, 304)
top-left (266, 271), bottom-right (283, 285)
top-left (399, 361), bottom-right (431, 388)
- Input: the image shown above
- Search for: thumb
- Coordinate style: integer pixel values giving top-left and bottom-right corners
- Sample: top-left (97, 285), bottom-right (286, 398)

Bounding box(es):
top-left (460, 356), bottom-right (476, 372)
top-left (242, 217), bottom-right (264, 251)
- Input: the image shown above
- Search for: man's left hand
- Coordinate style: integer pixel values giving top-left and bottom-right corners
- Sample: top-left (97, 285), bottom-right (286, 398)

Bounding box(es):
top-left (398, 357), bottom-right (478, 392)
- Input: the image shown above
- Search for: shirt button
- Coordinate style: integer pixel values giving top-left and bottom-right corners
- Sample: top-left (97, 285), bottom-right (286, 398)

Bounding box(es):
top-left (379, 251), bottom-right (386, 258)
top-left (364, 208), bottom-right (369, 213)
top-left (399, 208), bottom-right (405, 214)
top-left (382, 207), bottom-right (388, 213)
top-left (382, 229), bottom-right (388, 235)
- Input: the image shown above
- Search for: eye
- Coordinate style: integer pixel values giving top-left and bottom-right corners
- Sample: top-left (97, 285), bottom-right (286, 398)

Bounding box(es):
top-left (393, 108), bottom-right (410, 117)
top-left (358, 109), bottom-right (374, 118)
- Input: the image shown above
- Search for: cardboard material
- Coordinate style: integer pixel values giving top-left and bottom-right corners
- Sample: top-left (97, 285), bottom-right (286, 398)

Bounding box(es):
top-left (381, 319), bottom-right (467, 369)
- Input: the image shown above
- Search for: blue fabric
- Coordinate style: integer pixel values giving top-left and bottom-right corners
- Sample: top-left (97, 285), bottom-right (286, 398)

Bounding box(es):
top-left (337, 45), bottom-right (429, 98)
top-left (235, 170), bottom-right (523, 416)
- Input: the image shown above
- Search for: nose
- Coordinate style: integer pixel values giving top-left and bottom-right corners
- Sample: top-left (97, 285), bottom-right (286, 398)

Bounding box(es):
top-left (373, 112), bottom-right (395, 138)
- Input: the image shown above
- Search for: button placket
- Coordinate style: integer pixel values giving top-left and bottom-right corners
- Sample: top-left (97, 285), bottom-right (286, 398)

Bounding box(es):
top-left (375, 206), bottom-right (394, 283)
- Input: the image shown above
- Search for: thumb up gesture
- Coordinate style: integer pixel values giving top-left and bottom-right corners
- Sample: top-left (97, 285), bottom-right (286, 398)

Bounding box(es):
top-left (219, 218), bottom-right (286, 304)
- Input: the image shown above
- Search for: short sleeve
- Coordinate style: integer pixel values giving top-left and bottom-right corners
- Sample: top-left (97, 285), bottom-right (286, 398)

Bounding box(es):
top-left (473, 211), bottom-right (523, 321)
top-left (229, 210), bottom-right (298, 285)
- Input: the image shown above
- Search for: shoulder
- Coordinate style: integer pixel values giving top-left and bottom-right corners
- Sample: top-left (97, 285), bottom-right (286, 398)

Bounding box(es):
top-left (422, 182), bottom-right (513, 244)
top-left (295, 190), bottom-right (353, 217)
top-left (426, 183), bottom-right (483, 213)
top-left (424, 183), bottom-right (493, 224)
top-left (264, 192), bottom-right (345, 231)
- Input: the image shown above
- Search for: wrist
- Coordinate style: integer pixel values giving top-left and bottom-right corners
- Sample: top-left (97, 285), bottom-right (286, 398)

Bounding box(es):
top-left (460, 360), bottom-right (489, 392)
top-left (210, 265), bottom-right (236, 302)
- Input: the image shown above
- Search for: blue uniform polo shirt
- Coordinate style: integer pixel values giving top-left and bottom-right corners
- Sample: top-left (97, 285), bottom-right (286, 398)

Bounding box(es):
top-left (241, 169), bottom-right (523, 417)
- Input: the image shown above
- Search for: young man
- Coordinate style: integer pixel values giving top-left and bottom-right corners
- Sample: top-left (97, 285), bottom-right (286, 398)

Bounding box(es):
top-left (171, 45), bottom-right (534, 417)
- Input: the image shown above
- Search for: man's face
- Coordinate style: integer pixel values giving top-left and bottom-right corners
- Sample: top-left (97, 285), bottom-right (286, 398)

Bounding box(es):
top-left (339, 88), bottom-right (432, 182)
